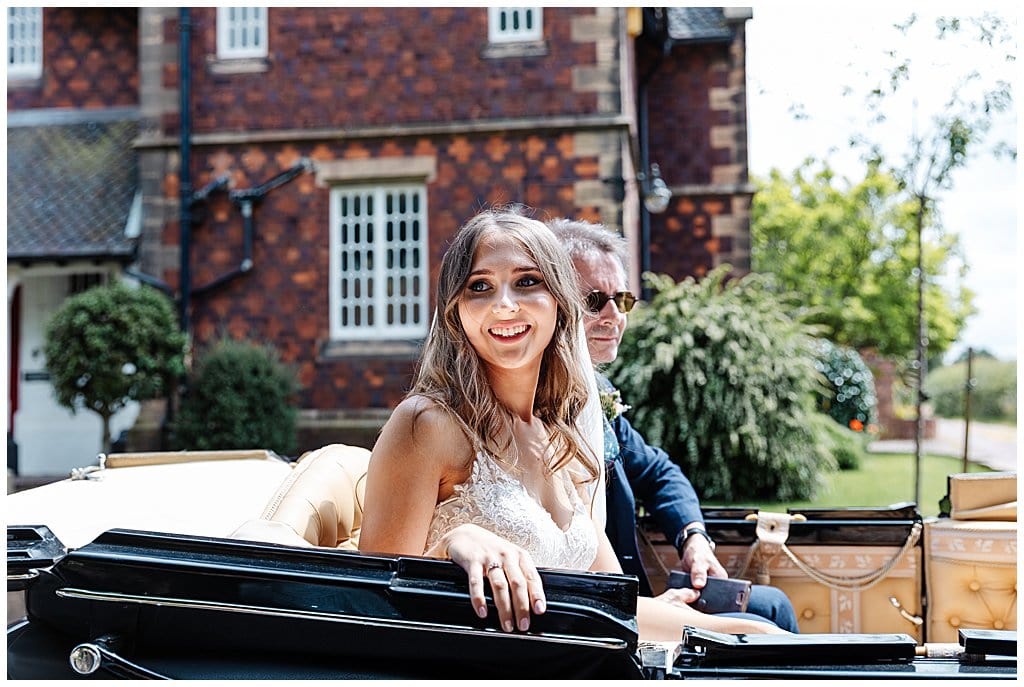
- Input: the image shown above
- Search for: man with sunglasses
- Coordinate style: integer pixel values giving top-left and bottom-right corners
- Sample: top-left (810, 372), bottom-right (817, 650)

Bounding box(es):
top-left (548, 218), bottom-right (798, 632)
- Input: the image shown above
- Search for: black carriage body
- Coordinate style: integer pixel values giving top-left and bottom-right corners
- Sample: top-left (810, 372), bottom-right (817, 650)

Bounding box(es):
top-left (9, 528), bottom-right (643, 679)
top-left (9, 524), bottom-right (1019, 680)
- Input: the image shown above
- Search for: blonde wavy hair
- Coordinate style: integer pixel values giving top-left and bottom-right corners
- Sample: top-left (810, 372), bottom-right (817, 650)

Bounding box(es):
top-left (411, 208), bottom-right (599, 483)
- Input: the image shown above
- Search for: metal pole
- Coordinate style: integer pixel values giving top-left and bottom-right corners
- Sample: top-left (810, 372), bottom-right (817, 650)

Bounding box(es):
top-left (178, 8), bottom-right (192, 335)
top-left (912, 194), bottom-right (927, 507)
top-left (961, 347), bottom-right (974, 473)
top-left (637, 55), bottom-right (661, 303)
top-left (163, 8), bottom-right (192, 451)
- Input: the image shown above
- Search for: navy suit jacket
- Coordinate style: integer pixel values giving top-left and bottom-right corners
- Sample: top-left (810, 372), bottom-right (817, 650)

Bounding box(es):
top-left (604, 411), bottom-right (703, 597)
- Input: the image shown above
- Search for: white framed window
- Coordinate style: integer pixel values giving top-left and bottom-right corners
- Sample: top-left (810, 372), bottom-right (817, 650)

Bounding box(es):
top-left (488, 7), bottom-right (543, 43)
top-left (7, 7), bottom-right (42, 79)
top-left (329, 184), bottom-right (429, 341)
top-left (216, 7), bottom-right (267, 59)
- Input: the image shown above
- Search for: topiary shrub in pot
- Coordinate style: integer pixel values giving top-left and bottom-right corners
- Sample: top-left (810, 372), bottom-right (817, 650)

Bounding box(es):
top-left (44, 281), bottom-right (186, 453)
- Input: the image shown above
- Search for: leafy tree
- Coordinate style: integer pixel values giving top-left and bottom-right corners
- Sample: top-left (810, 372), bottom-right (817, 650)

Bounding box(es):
top-left (174, 338), bottom-right (299, 455)
top-left (752, 161), bottom-right (974, 360)
top-left (850, 12), bottom-right (1015, 502)
top-left (953, 347), bottom-right (997, 364)
top-left (926, 358), bottom-right (1016, 422)
top-left (606, 267), bottom-right (836, 503)
top-left (44, 281), bottom-right (187, 453)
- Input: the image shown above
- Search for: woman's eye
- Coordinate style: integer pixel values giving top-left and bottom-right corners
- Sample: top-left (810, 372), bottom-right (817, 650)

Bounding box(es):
top-left (466, 280), bottom-right (490, 293)
top-left (518, 275), bottom-right (542, 288)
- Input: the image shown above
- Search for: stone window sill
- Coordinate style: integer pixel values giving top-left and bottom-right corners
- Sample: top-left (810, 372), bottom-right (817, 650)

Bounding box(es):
top-left (481, 40), bottom-right (548, 60)
top-left (206, 56), bottom-right (270, 75)
top-left (319, 339), bottom-right (422, 361)
top-left (6, 75), bottom-right (43, 89)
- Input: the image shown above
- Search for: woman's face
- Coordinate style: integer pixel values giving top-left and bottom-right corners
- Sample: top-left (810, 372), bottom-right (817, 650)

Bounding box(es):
top-left (457, 232), bottom-right (558, 375)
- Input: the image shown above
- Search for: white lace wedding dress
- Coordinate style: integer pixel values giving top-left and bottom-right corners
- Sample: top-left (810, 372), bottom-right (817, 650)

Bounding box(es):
top-left (424, 450), bottom-right (599, 570)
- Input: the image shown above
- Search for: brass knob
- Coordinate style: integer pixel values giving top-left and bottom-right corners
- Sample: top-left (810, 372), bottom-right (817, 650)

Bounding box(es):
top-left (968, 580), bottom-right (981, 592)
top-left (802, 609), bottom-right (815, 620)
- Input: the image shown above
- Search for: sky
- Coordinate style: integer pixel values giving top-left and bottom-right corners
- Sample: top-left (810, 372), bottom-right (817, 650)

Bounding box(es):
top-left (744, 2), bottom-right (1019, 363)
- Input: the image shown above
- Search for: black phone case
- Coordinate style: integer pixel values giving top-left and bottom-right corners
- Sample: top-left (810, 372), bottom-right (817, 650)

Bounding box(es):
top-left (667, 570), bottom-right (751, 614)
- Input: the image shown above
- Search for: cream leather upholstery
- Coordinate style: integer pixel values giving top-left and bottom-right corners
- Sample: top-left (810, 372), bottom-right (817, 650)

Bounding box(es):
top-left (924, 471), bottom-right (1017, 642)
top-left (230, 444), bottom-right (371, 550)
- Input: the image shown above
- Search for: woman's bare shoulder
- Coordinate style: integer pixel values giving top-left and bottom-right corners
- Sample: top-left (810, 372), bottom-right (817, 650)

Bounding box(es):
top-left (377, 395), bottom-right (472, 467)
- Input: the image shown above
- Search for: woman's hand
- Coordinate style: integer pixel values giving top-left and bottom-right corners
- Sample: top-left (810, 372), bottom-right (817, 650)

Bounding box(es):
top-left (441, 523), bottom-right (546, 633)
top-left (758, 622), bottom-right (791, 635)
top-left (654, 586), bottom-right (700, 608)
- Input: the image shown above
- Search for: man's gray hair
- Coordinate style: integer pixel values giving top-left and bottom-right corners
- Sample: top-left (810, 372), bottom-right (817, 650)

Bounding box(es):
top-left (545, 218), bottom-right (628, 270)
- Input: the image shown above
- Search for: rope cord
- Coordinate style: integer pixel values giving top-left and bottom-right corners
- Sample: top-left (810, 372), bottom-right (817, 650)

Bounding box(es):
top-left (734, 522), bottom-right (924, 592)
top-left (776, 522), bottom-right (923, 592)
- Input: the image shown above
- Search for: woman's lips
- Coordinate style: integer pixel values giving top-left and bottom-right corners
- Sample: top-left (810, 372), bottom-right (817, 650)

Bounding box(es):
top-left (489, 323), bottom-right (531, 342)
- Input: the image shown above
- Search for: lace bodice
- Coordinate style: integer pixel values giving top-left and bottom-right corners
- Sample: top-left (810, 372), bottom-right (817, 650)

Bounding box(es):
top-left (424, 451), bottom-right (599, 570)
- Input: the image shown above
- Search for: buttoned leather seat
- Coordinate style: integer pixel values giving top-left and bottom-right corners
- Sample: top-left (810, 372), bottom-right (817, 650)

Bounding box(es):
top-left (924, 472), bottom-right (1017, 642)
top-left (230, 443), bottom-right (371, 549)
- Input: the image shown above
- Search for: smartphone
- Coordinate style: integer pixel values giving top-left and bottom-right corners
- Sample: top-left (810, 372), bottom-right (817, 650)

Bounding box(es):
top-left (667, 570), bottom-right (751, 614)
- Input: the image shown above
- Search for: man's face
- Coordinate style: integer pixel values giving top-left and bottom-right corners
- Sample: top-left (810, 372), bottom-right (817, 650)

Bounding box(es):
top-left (573, 252), bottom-right (629, 365)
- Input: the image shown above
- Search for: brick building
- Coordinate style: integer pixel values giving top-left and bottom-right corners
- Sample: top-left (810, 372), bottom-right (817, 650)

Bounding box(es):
top-left (7, 7), bottom-right (755, 472)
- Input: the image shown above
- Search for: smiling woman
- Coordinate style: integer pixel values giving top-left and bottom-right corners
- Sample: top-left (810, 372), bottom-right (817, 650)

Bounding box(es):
top-left (357, 207), bottom-right (786, 642)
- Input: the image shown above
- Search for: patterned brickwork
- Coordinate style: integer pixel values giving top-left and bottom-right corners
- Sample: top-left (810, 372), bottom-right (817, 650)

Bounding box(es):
top-left (638, 41), bottom-right (730, 187)
top-left (649, 194), bottom-right (724, 280)
top-left (172, 131), bottom-right (594, 410)
top-left (132, 6), bottom-right (752, 414)
top-left (638, 29), bottom-right (751, 280)
top-left (174, 7), bottom-right (599, 136)
top-left (6, 8), bottom-right (138, 111)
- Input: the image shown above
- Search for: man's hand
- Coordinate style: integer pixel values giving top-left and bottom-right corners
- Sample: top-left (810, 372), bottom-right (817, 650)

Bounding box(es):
top-left (679, 528), bottom-right (728, 589)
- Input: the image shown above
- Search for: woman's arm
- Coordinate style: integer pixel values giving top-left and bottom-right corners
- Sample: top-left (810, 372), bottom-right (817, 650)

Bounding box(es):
top-left (359, 397), bottom-right (545, 633)
top-left (359, 397), bottom-right (453, 556)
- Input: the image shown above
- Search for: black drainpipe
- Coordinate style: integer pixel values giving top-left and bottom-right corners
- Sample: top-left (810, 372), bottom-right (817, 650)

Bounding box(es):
top-left (637, 18), bottom-right (671, 302)
top-left (162, 7), bottom-right (192, 451)
top-left (178, 7), bottom-right (192, 336)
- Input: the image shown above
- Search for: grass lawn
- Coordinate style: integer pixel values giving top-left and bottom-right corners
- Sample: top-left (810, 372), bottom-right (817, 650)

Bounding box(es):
top-left (705, 453), bottom-right (992, 517)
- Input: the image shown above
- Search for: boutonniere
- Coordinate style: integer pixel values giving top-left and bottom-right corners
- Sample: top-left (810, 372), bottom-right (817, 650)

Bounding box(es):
top-left (599, 388), bottom-right (631, 422)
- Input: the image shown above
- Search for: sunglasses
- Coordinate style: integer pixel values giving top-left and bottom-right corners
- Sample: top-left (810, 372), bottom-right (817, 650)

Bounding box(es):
top-left (585, 290), bottom-right (637, 314)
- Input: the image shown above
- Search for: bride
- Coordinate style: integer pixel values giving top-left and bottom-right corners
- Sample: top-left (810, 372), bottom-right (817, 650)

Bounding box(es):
top-left (358, 208), bottom-right (784, 641)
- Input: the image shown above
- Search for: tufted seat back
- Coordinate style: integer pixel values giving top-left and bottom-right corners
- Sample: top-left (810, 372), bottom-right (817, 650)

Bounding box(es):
top-left (230, 443), bottom-right (371, 550)
top-left (924, 472), bottom-right (1017, 642)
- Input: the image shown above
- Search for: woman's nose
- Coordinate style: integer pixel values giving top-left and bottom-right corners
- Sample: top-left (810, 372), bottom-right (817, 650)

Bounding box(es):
top-left (491, 287), bottom-right (520, 313)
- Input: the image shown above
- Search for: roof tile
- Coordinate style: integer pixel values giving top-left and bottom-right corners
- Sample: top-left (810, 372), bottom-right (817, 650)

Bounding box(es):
top-left (7, 119), bottom-right (139, 261)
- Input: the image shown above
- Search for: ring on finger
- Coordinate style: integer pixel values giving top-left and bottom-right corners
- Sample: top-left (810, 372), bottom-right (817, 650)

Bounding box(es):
top-left (487, 561), bottom-right (502, 572)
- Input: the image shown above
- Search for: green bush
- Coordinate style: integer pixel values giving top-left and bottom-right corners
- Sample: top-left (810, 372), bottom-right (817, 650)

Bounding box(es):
top-left (926, 358), bottom-right (1016, 421)
top-left (813, 339), bottom-right (878, 432)
top-left (606, 267), bottom-right (836, 502)
top-left (808, 412), bottom-right (867, 471)
top-left (174, 338), bottom-right (299, 455)
top-left (45, 281), bottom-right (186, 451)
